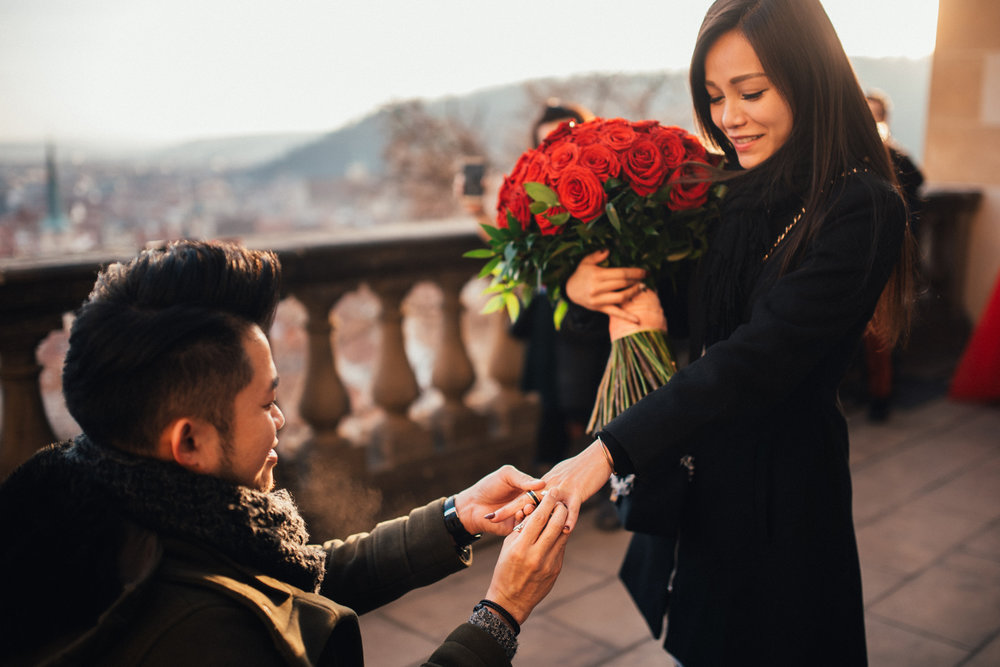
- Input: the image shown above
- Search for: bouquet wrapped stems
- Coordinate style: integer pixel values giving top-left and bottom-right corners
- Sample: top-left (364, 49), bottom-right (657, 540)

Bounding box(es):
top-left (588, 288), bottom-right (675, 433)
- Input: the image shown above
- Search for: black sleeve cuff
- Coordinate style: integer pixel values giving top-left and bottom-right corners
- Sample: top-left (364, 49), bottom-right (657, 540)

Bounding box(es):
top-left (597, 430), bottom-right (636, 476)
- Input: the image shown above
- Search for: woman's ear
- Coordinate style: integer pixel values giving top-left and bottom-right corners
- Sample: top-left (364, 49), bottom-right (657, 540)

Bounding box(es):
top-left (157, 417), bottom-right (221, 474)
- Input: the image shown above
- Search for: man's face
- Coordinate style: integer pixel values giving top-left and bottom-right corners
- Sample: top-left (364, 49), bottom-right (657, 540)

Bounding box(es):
top-left (214, 325), bottom-right (285, 491)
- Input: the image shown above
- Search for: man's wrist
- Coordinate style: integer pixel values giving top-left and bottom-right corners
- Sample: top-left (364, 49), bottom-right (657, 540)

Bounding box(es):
top-left (469, 602), bottom-right (518, 659)
top-left (443, 495), bottom-right (481, 548)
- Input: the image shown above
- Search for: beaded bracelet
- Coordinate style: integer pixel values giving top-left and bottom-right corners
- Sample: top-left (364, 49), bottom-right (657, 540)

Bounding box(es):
top-left (469, 604), bottom-right (518, 659)
top-left (474, 599), bottom-right (520, 636)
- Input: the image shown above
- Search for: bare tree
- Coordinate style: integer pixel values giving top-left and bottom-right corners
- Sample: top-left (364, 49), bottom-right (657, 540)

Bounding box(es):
top-left (382, 100), bottom-right (485, 220)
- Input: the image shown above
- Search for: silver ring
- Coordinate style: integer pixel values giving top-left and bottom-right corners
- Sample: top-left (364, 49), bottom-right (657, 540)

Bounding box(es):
top-left (526, 490), bottom-right (540, 506)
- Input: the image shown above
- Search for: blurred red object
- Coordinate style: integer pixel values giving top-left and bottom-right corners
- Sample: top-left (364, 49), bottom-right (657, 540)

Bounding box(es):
top-left (950, 269), bottom-right (1000, 402)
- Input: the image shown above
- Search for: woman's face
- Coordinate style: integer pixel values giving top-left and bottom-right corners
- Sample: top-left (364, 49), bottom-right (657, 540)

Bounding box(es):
top-left (704, 29), bottom-right (793, 169)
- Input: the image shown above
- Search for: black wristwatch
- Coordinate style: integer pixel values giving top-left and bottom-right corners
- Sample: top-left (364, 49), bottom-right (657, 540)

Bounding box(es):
top-left (443, 495), bottom-right (482, 548)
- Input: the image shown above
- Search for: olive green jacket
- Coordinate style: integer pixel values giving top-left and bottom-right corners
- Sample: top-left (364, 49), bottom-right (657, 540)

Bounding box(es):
top-left (21, 499), bottom-right (509, 667)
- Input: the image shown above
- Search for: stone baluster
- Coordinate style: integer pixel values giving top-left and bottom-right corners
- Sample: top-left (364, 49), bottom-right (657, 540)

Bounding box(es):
top-left (485, 310), bottom-right (538, 439)
top-left (292, 286), bottom-right (367, 470)
top-left (429, 274), bottom-right (487, 447)
top-left (0, 318), bottom-right (60, 478)
top-left (368, 278), bottom-right (433, 467)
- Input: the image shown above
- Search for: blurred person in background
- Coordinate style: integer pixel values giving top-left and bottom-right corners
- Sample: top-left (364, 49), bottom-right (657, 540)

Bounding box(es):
top-left (863, 89), bottom-right (925, 421)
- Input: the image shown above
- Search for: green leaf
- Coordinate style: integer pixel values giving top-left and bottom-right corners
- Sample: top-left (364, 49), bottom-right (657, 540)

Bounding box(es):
top-left (477, 255), bottom-right (502, 279)
top-left (504, 243), bottom-right (519, 264)
top-left (549, 211), bottom-right (571, 226)
top-left (529, 200), bottom-right (550, 215)
top-left (463, 248), bottom-right (495, 259)
top-left (483, 281), bottom-right (509, 294)
top-left (606, 202), bottom-right (622, 233)
top-left (482, 294), bottom-right (507, 315)
top-left (553, 299), bottom-right (569, 330)
top-left (482, 224), bottom-right (507, 242)
top-left (503, 292), bottom-right (521, 321)
top-left (506, 211), bottom-right (522, 233)
top-left (666, 249), bottom-right (692, 262)
top-left (524, 182), bottom-right (559, 206)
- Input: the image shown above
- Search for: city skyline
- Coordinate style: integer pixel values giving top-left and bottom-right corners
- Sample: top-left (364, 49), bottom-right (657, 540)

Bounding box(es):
top-left (0, 0), bottom-right (939, 146)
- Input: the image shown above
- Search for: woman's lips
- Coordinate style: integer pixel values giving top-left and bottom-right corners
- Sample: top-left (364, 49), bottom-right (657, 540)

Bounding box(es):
top-left (731, 134), bottom-right (762, 150)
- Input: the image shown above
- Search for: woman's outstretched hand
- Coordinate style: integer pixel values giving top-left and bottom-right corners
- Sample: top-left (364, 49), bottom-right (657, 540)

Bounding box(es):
top-left (487, 441), bottom-right (613, 533)
top-left (566, 249), bottom-right (647, 323)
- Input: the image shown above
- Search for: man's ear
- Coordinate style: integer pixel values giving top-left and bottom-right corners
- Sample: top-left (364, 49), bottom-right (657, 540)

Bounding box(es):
top-left (157, 417), bottom-right (220, 473)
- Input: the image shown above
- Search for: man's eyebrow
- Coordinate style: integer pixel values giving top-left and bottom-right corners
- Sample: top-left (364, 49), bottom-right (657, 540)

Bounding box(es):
top-left (705, 72), bottom-right (768, 87)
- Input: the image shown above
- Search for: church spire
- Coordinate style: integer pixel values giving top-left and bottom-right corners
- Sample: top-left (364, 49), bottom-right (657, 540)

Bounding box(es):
top-left (41, 142), bottom-right (70, 233)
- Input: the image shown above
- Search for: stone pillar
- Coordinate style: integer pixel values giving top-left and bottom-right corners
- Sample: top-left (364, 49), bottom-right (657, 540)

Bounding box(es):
top-left (368, 278), bottom-right (433, 467)
top-left (429, 275), bottom-right (487, 447)
top-left (0, 318), bottom-right (60, 478)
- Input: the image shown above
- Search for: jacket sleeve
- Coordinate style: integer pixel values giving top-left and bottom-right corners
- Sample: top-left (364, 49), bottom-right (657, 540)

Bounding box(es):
top-left (422, 623), bottom-right (512, 667)
top-left (318, 498), bottom-right (469, 614)
top-left (600, 176), bottom-right (906, 471)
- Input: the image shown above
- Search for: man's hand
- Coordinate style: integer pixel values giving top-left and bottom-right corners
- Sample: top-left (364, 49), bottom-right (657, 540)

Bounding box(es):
top-left (453, 465), bottom-right (546, 536)
top-left (566, 249), bottom-right (646, 322)
top-left (483, 488), bottom-right (571, 625)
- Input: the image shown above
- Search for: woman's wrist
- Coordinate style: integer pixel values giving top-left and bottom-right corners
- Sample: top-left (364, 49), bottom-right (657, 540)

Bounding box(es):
top-left (594, 436), bottom-right (615, 476)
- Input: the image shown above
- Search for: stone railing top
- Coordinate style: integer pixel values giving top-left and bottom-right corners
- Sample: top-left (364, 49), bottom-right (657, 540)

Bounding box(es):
top-left (0, 218), bottom-right (485, 321)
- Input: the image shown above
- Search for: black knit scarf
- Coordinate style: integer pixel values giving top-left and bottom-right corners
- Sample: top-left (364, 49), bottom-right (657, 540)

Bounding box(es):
top-left (699, 170), bottom-right (805, 347)
top-left (61, 435), bottom-right (327, 592)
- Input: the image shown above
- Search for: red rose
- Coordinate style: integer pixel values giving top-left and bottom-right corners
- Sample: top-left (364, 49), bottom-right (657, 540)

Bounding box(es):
top-left (666, 164), bottom-right (712, 211)
top-left (571, 123), bottom-right (601, 146)
top-left (496, 176), bottom-right (532, 227)
top-left (522, 150), bottom-right (549, 184)
top-left (682, 133), bottom-right (708, 161)
top-left (539, 120), bottom-right (575, 147)
top-left (535, 205), bottom-right (568, 236)
top-left (622, 138), bottom-right (668, 197)
top-left (545, 139), bottom-right (580, 181)
top-left (598, 118), bottom-right (637, 152)
top-left (556, 166), bottom-right (607, 223)
top-left (631, 119), bottom-right (661, 133)
top-left (653, 128), bottom-right (687, 171)
top-left (579, 143), bottom-right (621, 182)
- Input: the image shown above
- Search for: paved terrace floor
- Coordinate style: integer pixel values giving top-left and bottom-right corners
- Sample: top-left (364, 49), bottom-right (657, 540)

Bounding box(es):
top-left (359, 396), bottom-right (1000, 666)
top-left (358, 300), bottom-right (1000, 666)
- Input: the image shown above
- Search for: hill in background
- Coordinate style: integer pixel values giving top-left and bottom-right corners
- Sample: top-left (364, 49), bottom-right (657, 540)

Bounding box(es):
top-left (248, 56), bottom-right (931, 183)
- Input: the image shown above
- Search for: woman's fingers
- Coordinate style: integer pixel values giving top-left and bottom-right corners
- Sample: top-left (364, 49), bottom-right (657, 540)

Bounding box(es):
top-left (513, 488), bottom-right (567, 541)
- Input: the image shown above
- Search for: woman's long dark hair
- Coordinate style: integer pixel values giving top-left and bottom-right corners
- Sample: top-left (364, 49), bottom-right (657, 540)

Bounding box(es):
top-left (689, 0), bottom-right (915, 346)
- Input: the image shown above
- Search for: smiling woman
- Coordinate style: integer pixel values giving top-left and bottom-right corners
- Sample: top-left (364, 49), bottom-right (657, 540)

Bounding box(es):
top-left (703, 30), bottom-right (794, 169)
top-left (491, 0), bottom-right (918, 663)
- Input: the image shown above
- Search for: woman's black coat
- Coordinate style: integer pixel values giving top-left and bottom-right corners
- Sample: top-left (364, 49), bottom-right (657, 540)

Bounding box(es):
top-left (600, 170), bottom-right (906, 667)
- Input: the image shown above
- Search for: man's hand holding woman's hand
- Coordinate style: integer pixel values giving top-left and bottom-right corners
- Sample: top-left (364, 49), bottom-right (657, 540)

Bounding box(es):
top-left (486, 441), bottom-right (614, 534)
top-left (454, 465), bottom-right (547, 537)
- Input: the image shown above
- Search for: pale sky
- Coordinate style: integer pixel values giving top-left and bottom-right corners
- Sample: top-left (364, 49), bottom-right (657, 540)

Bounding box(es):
top-left (0, 0), bottom-right (939, 146)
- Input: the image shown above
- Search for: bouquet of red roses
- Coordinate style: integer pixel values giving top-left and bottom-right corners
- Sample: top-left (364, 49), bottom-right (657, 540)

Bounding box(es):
top-left (466, 117), bottom-right (724, 433)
